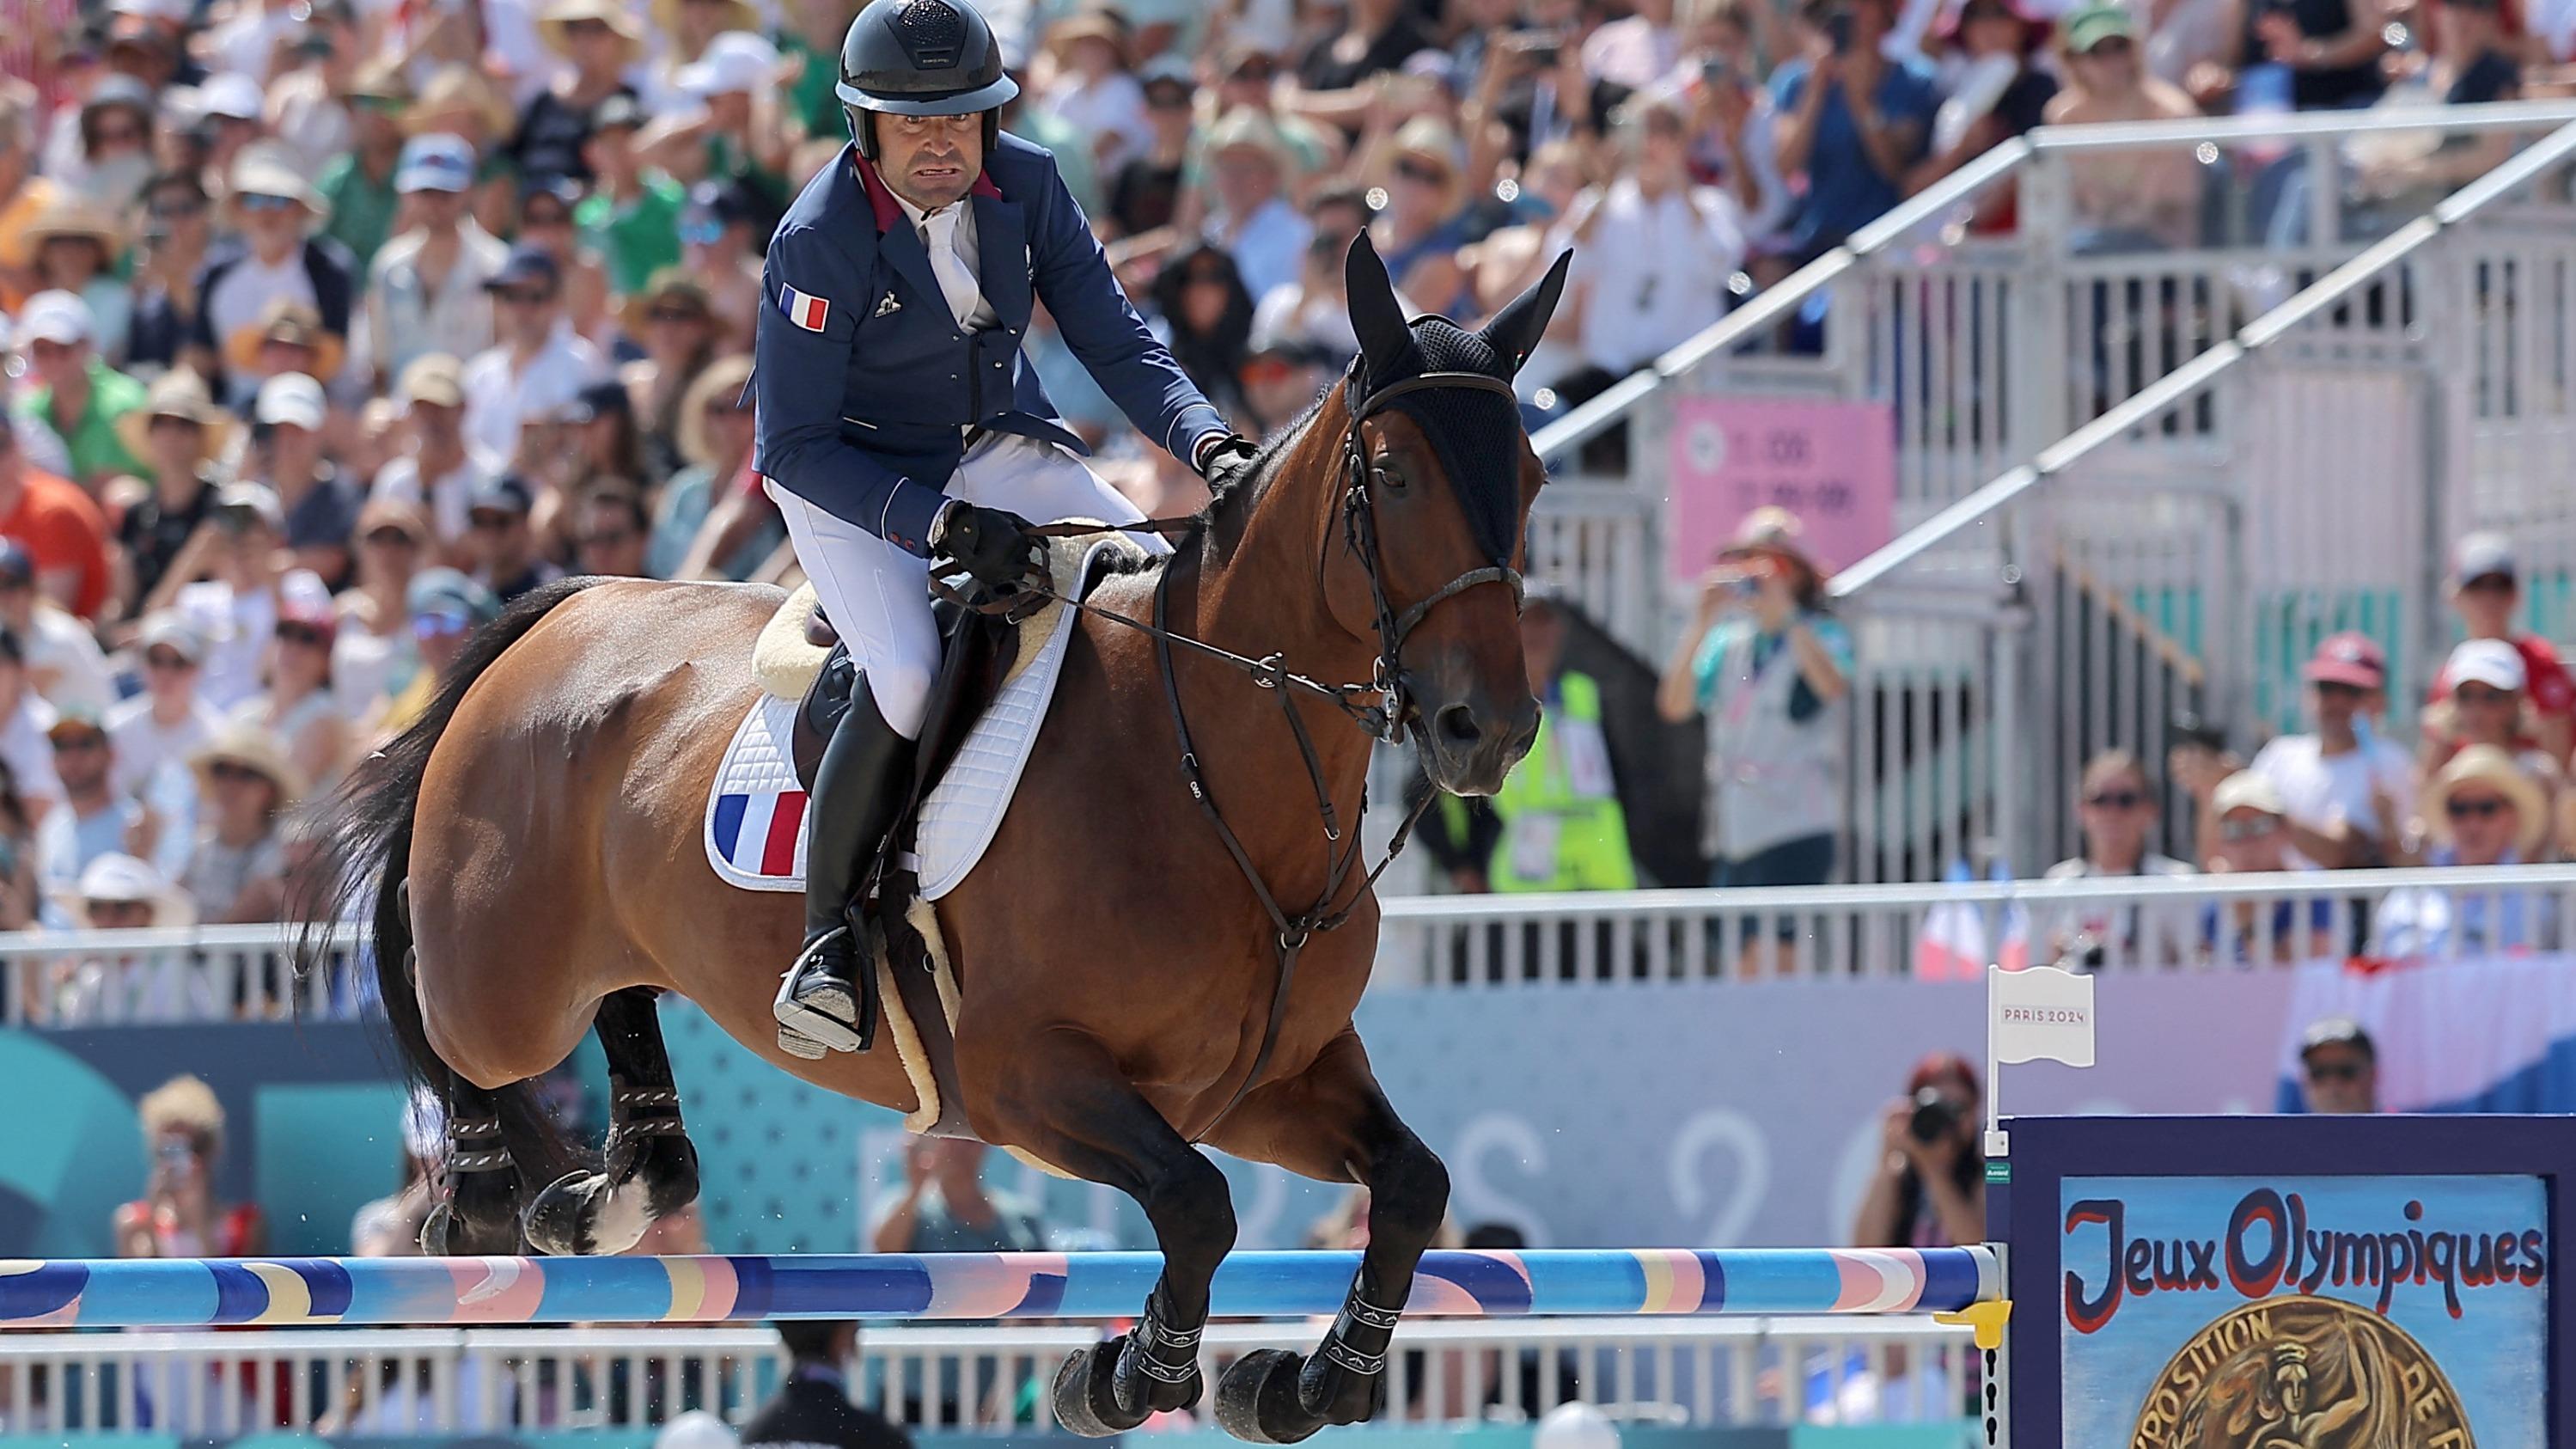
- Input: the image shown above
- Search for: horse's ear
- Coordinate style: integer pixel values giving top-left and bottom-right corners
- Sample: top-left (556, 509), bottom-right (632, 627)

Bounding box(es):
top-left (1480, 249), bottom-right (1572, 378)
top-left (1345, 232), bottom-right (1409, 377)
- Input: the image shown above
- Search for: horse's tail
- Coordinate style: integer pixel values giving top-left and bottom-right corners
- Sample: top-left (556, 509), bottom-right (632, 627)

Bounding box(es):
top-left (292, 577), bottom-right (611, 1118)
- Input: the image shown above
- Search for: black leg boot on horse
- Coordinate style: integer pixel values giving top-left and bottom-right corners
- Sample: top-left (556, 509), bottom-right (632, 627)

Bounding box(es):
top-left (775, 677), bottom-right (915, 1058)
top-left (524, 988), bottom-right (705, 1256)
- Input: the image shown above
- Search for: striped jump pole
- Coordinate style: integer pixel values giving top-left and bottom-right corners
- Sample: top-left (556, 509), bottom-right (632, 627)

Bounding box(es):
top-left (2, 1247), bottom-right (1998, 1330)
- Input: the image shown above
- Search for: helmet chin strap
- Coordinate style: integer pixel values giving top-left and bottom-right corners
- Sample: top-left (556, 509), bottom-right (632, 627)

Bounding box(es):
top-left (844, 108), bottom-right (1001, 164)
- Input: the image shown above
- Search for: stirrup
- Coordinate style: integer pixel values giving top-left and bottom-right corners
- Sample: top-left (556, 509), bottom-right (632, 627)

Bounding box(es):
top-left (774, 926), bottom-right (872, 1056)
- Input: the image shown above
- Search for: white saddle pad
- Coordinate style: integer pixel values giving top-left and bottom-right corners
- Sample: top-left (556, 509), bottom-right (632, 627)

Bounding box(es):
top-left (702, 547), bottom-right (1104, 901)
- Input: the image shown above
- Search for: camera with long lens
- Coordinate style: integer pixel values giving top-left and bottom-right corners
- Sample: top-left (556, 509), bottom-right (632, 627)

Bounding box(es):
top-left (1908, 1086), bottom-right (1964, 1145)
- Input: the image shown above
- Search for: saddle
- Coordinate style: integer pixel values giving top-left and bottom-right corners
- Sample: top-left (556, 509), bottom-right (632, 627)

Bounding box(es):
top-left (734, 533), bottom-right (1145, 1139)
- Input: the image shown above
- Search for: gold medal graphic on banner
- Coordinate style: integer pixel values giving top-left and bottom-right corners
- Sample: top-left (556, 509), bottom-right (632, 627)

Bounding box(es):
top-left (2127, 1295), bottom-right (2472, 1448)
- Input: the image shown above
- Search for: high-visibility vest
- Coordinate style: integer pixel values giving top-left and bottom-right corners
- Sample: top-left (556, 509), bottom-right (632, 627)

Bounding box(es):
top-left (1448, 670), bottom-right (1637, 892)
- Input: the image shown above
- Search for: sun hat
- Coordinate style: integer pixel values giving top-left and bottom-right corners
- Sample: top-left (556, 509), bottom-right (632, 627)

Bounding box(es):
top-left (539, 0), bottom-right (644, 59)
top-left (253, 370), bottom-right (328, 432)
top-left (650, 0), bottom-right (758, 45)
top-left (2446, 637), bottom-right (2527, 694)
top-left (675, 30), bottom-right (778, 99)
top-left (395, 132), bottom-right (478, 194)
top-left (188, 721), bottom-right (308, 805)
top-left (21, 196), bottom-right (125, 255)
top-left (620, 267), bottom-right (715, 337)
top-left (2422, 743), bottom-right (2549, 856)
top-left (229, 144), bottom-right (327, 214)
top-left (52, 853), bottom-right (196, 929)
top-left (115, 368), bottom-right (234, 465)
top-left (406, 64), bottom-right (517, 138)
top-left (396, 353), bottom-right (467, 413)
top-left (2302, 631), bottom-right (2386, 690)
top-left (14, 290), bottom-right (95, 349)
top-left (2211, 770), bottom-right (2286, 820)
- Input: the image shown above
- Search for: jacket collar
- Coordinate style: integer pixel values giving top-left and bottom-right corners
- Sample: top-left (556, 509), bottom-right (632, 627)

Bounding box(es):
top-left (852, 148), bottom-right (1002, 234)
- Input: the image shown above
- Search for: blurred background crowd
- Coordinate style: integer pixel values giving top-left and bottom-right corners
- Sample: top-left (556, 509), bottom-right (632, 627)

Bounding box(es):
top-left (0, 0), bottom-right (2565, 936)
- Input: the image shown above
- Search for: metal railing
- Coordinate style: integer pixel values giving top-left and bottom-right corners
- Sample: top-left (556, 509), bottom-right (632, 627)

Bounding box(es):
top-left (0, 1318), bottom-right (1975, 1436)
top-left (1374, 863), bottom-right (2576, 983)
top-left (9, 862), bottom-right (2576, 1018)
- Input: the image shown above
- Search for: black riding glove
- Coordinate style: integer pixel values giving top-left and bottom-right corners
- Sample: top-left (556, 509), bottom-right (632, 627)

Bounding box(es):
top-left (1198, 433), bottom-right (1261, 498)
top-left (932, 502), bottom-right (1042, 590)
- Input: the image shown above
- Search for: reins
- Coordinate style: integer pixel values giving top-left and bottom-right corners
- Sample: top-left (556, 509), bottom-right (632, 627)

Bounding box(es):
top-left (938, 366), bottom-right (1527, 1136)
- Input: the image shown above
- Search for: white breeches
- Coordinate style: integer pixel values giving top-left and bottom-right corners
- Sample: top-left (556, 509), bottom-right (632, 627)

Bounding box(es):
top-left (766, 432), bottom-right (1169, 739)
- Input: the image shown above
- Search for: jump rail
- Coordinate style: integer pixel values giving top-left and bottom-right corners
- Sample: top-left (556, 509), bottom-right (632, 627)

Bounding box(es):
top-left (0, 1248), bottom-right (1998, 1330)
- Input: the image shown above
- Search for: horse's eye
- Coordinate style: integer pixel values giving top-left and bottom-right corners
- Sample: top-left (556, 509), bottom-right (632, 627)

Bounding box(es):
top-left (1375, 462), bottom-right (1407, 493)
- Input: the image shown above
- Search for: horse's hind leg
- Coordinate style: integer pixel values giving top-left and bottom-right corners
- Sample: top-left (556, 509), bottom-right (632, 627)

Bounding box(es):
top-left (1202, 1031), bottom-right (1449, 1444)
top-left (975, 1029), bottom-right (1236, 1437)
top-left (420, 1078), bottom-right (523, 1254)
top-left (524, 988), bottom-right (702, 1256)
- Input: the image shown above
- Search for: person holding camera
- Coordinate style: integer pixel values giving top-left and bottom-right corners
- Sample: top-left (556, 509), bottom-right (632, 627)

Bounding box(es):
top-left (1851, 1054), bottom-right (1986, 1249)
top-left (1771, 0), bottom-right (1937, 266)
top-left (113, 1073), bottom-right (263, 1258)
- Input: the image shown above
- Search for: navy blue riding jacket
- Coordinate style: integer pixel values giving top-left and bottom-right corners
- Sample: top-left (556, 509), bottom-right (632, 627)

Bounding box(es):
top-left (751, 134), bottom-right (1227, 556)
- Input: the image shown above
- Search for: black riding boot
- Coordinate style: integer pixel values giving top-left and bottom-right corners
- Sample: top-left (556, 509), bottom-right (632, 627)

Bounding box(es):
top-left (774, 678), bottom-right (914, 1058)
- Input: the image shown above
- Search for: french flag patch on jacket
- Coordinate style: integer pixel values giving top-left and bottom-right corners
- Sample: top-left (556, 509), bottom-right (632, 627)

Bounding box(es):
top-left (780, 284), bottom-right (831, 332)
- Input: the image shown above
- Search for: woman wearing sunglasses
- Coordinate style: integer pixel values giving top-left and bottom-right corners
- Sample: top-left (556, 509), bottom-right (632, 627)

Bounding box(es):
top-left (2041, 749), bottom-right (2197, 966)
top-left (232, 598), bottom-right (351, 798)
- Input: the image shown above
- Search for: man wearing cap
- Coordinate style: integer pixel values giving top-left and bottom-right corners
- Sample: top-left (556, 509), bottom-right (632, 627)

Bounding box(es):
top-left (0, 539), bottom-right (112, 714)
top-left (190, 145), bottom-right (357, 405)
top-left (2201, 769), bottom-right (2334, 963)
top-left (636, 30), bottom-right (794, 221)
top-left (0, 413), bottom-right (110, 621)
top-left (576, 95), bottom-right (687, 296)
top-left (107, 614), bottom-right (223, 858)
top-left (247, 373), bottom-right (360, 589)
top-left (461, 244), bottom-right (608, 466)
top-left (2422, 638), bottom-right (2561, 786)
top-left (2430, 531), bottom-right (2575, 767)
top-left (461, 475), bottom-right (561, 602)
top-left (33, 704), bottom-right (148, 920)
top-left (754, 0), bottom-right (1259, 1055)
top-left (11, 289), bottom-right (146, 487)
top-left (367, 135), bottom-right (510, 382)
top-left (374, 355), bottom-right (500, 559)
top-left (2230, 633), bottom-right (2415, 870)
top-left (2293, 1018), bottom-right (2378, 1115)
top-left (379, 567), bottom-right (500, 734)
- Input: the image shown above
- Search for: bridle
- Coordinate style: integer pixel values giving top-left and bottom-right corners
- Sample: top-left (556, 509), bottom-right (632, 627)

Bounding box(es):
top-left (992, 362), bottom-right (1529, 1134)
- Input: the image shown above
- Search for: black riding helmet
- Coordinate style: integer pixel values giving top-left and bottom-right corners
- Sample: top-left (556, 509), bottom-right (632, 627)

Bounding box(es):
top-left (837, 0), bottom-right (1018, 162)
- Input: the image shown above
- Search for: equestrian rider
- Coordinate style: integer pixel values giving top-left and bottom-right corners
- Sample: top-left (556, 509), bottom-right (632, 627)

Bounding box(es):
top-left (754, 0), bottom-right (1260, 1059)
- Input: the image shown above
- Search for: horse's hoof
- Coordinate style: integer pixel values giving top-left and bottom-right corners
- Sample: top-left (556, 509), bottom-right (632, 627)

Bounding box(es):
top-left (418, 1200), bottom-right (455, 1255)
top-left (1214, 1349), bottom-right (1324, 1445)
top-left (523, 1170), bottom-right (653, 1256)
top-left (1052, 1340), bottom-right (1147, 1438)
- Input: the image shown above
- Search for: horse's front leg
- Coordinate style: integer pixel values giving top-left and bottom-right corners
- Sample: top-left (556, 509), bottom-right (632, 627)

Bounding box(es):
top-left (1201, 1030), bottom-right (1449, 1444)
top-left (973, 1026), bottom-right (1236, 1435)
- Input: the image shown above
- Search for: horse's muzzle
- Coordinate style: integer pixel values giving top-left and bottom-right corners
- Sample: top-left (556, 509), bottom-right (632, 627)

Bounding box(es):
top-left (1419, 688), bottom-right (1540, 797)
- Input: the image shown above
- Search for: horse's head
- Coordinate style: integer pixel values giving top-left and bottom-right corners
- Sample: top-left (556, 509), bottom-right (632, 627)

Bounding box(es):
top-left (1322, 234), bottom-right (1572, 797)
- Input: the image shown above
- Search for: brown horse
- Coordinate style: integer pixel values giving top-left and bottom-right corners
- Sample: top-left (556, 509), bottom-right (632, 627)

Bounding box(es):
top-left (297, 236), bottom-right (1568, 1443)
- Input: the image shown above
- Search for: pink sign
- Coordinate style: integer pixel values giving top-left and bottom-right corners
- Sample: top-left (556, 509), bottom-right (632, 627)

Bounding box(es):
top-left (1665, 395), bottom-right (1896, 583)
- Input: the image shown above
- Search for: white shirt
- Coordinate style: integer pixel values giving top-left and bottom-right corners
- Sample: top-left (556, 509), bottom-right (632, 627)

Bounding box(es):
top-left (21, 604), bottom-right (113, 717)
top-left (461, 324), bottom-right (608, 465)
top-left (374, 445), bottom-right (502, 547)
top-left (1562, 177), bottom-right (1747, 373)
top-left (2250, 732), bottom-right (2417, 866)
top-left (0, 694), bottom-right (63, 816)
top-left (107, 694), bottom-right (226, 802)
top-left (1037, 71), bottom-right (1154, 177)
top-left (366, 224), bottom-right (510, 380)
top-left (890, 191), bottom-right (1001, 332)
top-left (175, 572), bottom-right (332, 711)
top-left (204, 251), bottom-right (322, 406)
top-left (1205, 196), bottom-right (1313, 309)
